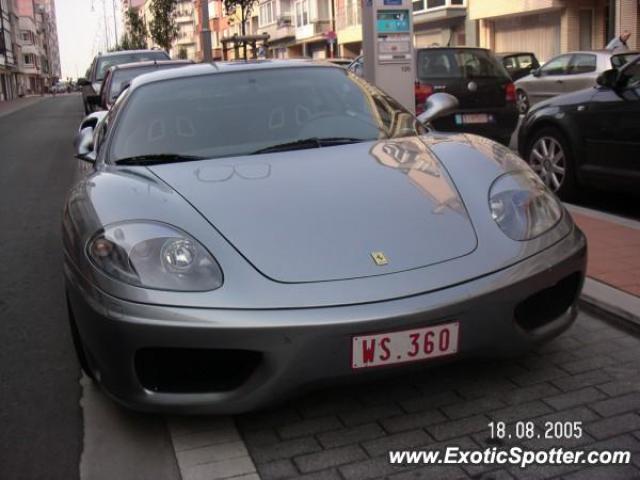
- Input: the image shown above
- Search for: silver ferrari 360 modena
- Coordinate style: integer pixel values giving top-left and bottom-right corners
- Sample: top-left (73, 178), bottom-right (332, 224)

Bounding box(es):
top-left (64, 61), bottom-right (586, 414)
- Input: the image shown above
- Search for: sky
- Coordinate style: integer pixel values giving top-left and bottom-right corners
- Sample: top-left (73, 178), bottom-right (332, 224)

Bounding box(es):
top-left (57, 0), bottom-right (123, 79)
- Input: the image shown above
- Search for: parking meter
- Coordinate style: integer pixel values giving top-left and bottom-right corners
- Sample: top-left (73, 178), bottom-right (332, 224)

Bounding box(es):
top-left (362, 0), bottom-right (415, 113)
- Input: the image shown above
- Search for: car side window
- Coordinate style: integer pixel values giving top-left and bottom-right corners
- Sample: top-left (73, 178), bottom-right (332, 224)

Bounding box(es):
top-left (503, 56), bottom-right (517, 72)
top-left (516, 55), bottom-right (533, 69)
top-left (568, 54), bottom-right (597, 74)
top-left (619, 62), bottom-right (640, 99)
top-left (540, 55), bottom-right (571, 76)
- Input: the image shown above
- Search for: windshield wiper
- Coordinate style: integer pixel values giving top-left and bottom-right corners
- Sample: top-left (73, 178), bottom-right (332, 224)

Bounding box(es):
top-left (115, 153), bottom-right (207, 166)
top-left (252, 137), bottom-right (366, 154)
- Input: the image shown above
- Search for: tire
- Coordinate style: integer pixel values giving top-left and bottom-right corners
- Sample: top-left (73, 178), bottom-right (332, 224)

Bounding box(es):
top-left (525, 127), bottom-right (578, 201)
top-left (516, 89), bottom-right (529, 114)
top-left (66, 293), bottom-right (96, 381)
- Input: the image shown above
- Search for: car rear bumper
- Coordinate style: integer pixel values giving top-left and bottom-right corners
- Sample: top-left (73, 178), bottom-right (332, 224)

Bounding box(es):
top-left (432, 105), bottom-right (519, 146)
top-left (65, 226), bottom-right (586, 414)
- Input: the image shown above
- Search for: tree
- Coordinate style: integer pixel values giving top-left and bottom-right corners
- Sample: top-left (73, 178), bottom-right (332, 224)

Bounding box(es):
top-left (223, 0), bottom-right (258, 59)
top-left (149, 0), bottom-right (178, 52)
top-left (125, 8), bottom-right (148, 49)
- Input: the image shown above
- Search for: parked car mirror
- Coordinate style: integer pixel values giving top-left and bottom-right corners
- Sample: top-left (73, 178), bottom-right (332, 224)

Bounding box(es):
top-left (532, 68), bottom-right (541, 77)
top-left (416, 93), bottom-right (459, 125)
top-left (74, 126), bottom-right (96, 163)
top-left (77, 78), bottom-right (91, 86)
top-left (596, 69), bottom-right (619, 89)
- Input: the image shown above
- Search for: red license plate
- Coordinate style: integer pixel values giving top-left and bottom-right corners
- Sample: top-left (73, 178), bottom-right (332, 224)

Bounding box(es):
top-left (352, 322), bottom-right (459, 369)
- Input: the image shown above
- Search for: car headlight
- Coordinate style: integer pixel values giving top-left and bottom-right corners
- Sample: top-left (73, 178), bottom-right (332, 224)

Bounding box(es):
top-left (489, 170), bottom-right (562, 241)
top-left (87, 222), bottom-right (223, 291)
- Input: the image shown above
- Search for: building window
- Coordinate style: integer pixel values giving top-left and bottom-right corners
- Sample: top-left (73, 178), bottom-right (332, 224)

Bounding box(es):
top-left (295, 0), bottom-right (309, 27)
top-left (259, 1), bottom-right (275, 27)
top-left (412, 0), bottom-right (424, 12)
top-left (23, 54), bottom-right (34, 65)
top-left (426, 0), bottom-right (445, 8)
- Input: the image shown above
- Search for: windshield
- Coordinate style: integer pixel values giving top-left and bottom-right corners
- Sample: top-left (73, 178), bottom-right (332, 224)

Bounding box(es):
top-left (417, 49), bottom-right (510, 81)
top-left (109, 64), bottom-right (185, 103)
top-left (110, 67), bottom-right (426, 163)
top-left (96, 51), bottom-right (169, 80)
top-left (612, 53), bottom-right (640, 69)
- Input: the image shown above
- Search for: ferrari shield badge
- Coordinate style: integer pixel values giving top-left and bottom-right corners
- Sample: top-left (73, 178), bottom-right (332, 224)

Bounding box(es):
top-left (371, 251), bottom-right (388, 266)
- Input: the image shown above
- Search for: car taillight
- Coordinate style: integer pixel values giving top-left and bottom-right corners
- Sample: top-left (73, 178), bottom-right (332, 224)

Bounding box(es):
top-left (505, 82), bottom-right (516, 103)
top-left (415, 82), bottom-right (434, 114)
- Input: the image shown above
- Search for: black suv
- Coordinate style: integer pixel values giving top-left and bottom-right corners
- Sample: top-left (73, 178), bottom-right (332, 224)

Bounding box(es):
top-left (78, 49), bottom-right (170, 114)
top-left (349, 48), bottom-right (519, 145)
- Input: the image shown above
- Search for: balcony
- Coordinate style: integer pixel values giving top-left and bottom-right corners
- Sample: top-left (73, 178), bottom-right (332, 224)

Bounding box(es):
top-left (412, 0), bottom-right (466, 24)
top-left (295, 20), bottom-right (331, 40)
top-left (275, 15), bottom-right (295, 38)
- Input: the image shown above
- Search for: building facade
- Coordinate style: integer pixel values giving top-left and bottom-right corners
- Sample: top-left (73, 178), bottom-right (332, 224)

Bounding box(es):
top-left (173, 0), bottom-right (197, 59)
top-left (0, 0), bottom-right (18, 100)
top-left (469, 0), bottom-right (638, 63)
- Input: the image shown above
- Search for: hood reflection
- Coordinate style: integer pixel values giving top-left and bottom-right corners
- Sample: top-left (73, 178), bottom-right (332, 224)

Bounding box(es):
top-left (371, 137), bottom-right (466, 216)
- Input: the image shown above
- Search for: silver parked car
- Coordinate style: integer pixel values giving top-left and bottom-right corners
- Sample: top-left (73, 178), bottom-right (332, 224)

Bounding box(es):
top-left (65, 61), bottom-right (586, 414)
top-left (515, 50), bottom-right (639, 113)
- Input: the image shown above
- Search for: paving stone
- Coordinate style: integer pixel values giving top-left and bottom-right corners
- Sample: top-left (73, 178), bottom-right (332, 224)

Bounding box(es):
top-left (181, 456), bottom-right (256, 480)
top-left (339, 403), bottom-right (403, 427)
top-left (357, 383), bottom-right (421, 406)
top-left (597, 376), bottom-right (640, 396)
top-left (338, 455), bottom-right (408, 480)
top-left (293, 445), bottom-right (367, 473)
top-left (497, 383), bottom-right (561, 405)
top-left (560, 355), bottom-right (617, 375)
top-left (543, 387), bottom-right (607, 410)
top-left (399, 390), bottom-right (461, 413)
top-left (176, 441), bottom-right (248, 469)
top-left (172, 428), bottom-right (241, 452)
top-left (316, 423), bottom-right (386, 449)
top-left (236, 407), bottom-right (301, 431)
top-left (469, 469), bottom-right (515, 480)
top-left (591, 392), bottom-right (640, 417)
top-left (277, 416), bottom-right (343, 440)
top-left (297, 397), bottom-right (362, 419)
top-left (551, 370), bottom-right (613, 392)
top-left (426, 414), bottom-right (489, 441)
top-left (442, 397), bottom-right (506, 420)
top-left (562, 465), bottom-right (640, 480)
top-left (294, 470), bottom-right (342, 480)
top-left (381, 409), bottom-right (447, 433)
top-left (487, 400), bottom-right (553, 423)
top-left (585, 413), bottom-right (640, 440)
top-left (241, 428), bottom-right (279, 448)
top-left (508, 463), bottom-right (580, 480)
top-left (387, 464), bottom-right (468, 479)
top-left (533, 405), bottom-right (600, 425)
top-left (255, 459), bottom-right (298, 480)
top-left (361, 429), bottom-right (432, 457)
top-left (250, 437), bottom-right (322, 464)
top-left (510, 366), bottom-right (568, 387)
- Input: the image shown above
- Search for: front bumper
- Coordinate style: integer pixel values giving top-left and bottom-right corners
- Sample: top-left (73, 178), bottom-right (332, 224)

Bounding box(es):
top-left (66, 226), bottom-right (586, 414)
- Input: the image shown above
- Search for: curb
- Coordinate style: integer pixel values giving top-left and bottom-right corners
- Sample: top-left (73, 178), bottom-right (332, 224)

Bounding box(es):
top-left (580, 277), bottom-right (640, 336)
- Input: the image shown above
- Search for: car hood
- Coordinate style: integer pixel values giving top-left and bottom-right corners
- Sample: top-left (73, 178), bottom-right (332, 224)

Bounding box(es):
top-left (149, 137), bottom-right (478, 283)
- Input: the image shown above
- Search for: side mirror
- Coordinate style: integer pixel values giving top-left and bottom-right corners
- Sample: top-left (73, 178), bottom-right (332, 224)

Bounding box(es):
top-left (74, 126), bottom-right (96, 163)
top-left (416, 92), bottom-right (459, 125)
top-left (596, 68), bottom-right (618, 88)
top-left (77, 77), bottom-right (91, 86)
top-left (532, 68), bottom-right (541, 77)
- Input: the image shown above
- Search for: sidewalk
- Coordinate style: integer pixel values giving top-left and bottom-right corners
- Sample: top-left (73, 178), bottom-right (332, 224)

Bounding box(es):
top-left (569, 205), bottom-right (640, 298)
top-left (0, 95), bottom-right (46, 118)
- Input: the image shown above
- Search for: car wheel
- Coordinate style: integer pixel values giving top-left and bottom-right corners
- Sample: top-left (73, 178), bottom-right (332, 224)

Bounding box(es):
top-left (526, 127), bottom-right (577, 200)
top-left (516, 89), bottom-right (529, 114)
top-left (66, 293), bottom-right (96, 381)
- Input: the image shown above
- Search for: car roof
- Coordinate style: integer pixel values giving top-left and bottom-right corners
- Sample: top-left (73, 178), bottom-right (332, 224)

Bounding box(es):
top-left (127, 59), bottom-right (344, 90)
top-left (108, 59), bottom-right (192, 72)
top-left (495, 52), bottom-right (536, 57)
top-left (96, 49), bottom-right (168, 59)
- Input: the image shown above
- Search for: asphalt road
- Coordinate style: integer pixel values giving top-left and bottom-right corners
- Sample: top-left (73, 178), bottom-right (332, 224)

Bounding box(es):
top-left (0, 95), bottom-right (84, 479)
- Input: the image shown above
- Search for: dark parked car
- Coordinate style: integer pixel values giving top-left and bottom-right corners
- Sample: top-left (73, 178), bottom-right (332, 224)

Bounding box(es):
top-left (78, 49), bottom-right (170, 114)
top-left (518, 56), bottom-right (640, 200)
top-left (99, 60), bottom-right (192, 109)
top-left (349, 48), bottom-right (519, 145)
top-left (496, 52), bottom-right (540, 82)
